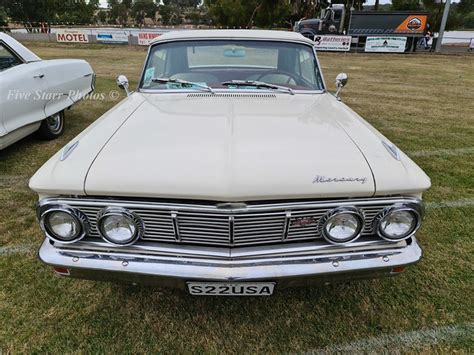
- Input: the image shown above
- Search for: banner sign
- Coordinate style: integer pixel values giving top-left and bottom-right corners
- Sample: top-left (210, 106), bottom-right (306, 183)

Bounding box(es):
top-left (96, 31), bottom-right (128, 44)
top-left (138, 32), bottom-right (161, 46)
top-left (56, 29), bottom-right (89, 43)
top-left (313, 35), bottom-right (351, 51)
top-left (365, 36), bottom-right (407, 52)
top-left (349, 12), bottom-right (428, 36)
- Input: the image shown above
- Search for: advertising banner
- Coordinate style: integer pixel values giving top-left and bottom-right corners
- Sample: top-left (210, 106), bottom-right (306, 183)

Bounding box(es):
top-left (56, 29), bottom-right (89, 43)
top-left (349, 12), bottom-right (428, 36)
top-left (313, 35), bottom-right (351, 51)
top-left (365, 36), bottom-right (407, 52)
top-left (96, 31), bottom-right (128, 44)
top-left (138, 32), bottom-right (161, 46)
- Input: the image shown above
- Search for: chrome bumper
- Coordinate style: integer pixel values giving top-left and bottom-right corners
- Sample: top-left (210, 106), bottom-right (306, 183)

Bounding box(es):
top-left (38, 238), bottom-right (422, 289)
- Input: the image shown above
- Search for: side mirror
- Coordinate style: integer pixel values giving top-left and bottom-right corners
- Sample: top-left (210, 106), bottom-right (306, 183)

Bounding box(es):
top-left (335, 72), bottom-right (348, 101)
top-left (116, 74), bottom-right (131, 96)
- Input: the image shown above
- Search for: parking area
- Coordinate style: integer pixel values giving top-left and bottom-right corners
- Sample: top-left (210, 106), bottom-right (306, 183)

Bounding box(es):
top-left (0, 42), bottom-right (473, 352)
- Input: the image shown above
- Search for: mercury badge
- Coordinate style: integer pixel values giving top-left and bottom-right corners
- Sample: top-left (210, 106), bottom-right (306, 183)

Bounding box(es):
top-left (313, 175), bottom-right (368, 184)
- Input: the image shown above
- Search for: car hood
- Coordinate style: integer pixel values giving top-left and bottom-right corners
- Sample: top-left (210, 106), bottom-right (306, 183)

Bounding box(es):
top-left (84, 92), bottom-right (376, 200)
top-left (30, 92), bottom-right (430, 201)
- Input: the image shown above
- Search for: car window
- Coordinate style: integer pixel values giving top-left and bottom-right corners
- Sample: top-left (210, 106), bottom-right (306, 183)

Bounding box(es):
top-left (0, 43), bottom-right (23, 72)
top-left (186, 45), bottom-right (278, 69)
top-left (141, 40), bottom-right (324, 91)
top-left (299, 50), bottom-right (317, 83)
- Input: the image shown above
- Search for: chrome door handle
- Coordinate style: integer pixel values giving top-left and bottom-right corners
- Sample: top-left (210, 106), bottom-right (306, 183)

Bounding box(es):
top-left (33, 74), bottom-right (45, 79)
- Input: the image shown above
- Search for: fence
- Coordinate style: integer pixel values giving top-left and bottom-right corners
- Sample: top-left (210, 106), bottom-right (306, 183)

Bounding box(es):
top-left (3, 28), bottom-right (474, 53)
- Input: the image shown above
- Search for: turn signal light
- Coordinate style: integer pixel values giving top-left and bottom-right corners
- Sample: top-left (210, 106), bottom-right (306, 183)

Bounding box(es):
top-left (53, 266), bottom-right (70, 275)
top-left (391, 267), bottom-right (406, 274)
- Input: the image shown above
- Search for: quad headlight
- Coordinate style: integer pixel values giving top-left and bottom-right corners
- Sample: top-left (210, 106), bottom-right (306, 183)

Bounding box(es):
top-left (40, 206), bottom-right (88, 243)
top-left (97, 207), bottom-right (144, 246)
top-left (376, 204), bottom-right (421, 241)
top-left (319, 207), bottom-right (364, 245)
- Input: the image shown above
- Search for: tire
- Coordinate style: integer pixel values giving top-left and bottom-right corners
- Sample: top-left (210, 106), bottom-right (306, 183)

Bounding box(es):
top-left (38, 111), bottom-right (65, 140)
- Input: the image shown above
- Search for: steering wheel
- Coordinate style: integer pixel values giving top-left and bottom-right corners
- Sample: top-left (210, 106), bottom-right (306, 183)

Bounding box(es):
top-left (250, 70), bottom-right (301, 86)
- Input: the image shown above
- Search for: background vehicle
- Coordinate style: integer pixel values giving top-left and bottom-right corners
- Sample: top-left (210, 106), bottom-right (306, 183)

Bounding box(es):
top-left (294, 5), bottom-right (429, 51)
top-left (0, 33), bottom-right (95, 150)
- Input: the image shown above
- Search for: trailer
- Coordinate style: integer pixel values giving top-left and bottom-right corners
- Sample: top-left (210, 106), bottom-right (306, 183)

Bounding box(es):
top-left (294, 5), bottom-right (429, 52)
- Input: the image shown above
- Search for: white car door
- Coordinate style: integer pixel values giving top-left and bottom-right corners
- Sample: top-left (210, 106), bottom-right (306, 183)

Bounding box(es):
top-left (0, 41), bottom-right (47, 134)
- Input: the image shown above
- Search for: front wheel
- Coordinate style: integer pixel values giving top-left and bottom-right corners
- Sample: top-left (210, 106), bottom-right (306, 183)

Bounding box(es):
top-left (38, 111), bottom-right (65, 140)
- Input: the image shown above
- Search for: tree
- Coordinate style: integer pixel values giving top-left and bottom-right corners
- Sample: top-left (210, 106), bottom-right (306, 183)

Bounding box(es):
top-left (391, 0), bottom-right (421, 11)
top-left (0, 6), bottom-right (8, 28)
top-left (108, 0), bottom-right (131, 25)
top-left (97, 10), bottom-right (108, 24)
top-left (455, 0), bottom-right (474, 28)
top-left (158, 4), bottom-right (182, 25)
top-left (56, 0), bottom-right (99, 25)
top-left (204, 0), bottom-right (252, 27)
top-left (163, 0), bottom-right (201, 7)
top-left (4, 0), bottom-right (98, 30)
top-left (131, 0), bottom-right (158, 25)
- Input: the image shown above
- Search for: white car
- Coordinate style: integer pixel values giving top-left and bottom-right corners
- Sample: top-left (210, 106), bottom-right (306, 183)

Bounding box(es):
top-left (0, 33), bottom-right (94, 150)
top-left (30, 30), bottom-right (430, 296)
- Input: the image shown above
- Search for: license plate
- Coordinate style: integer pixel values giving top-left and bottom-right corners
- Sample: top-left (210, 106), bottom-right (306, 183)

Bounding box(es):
top-left (187, 282), bottom-right (275, 296)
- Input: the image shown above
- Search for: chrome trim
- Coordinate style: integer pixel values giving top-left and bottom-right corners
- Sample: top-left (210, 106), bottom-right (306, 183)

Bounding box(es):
top-left (382, 141), bottom-right (401, 161)
top-left (38, 196), bottom-right (423, 248)
top-left (53, 237), bottom-right (408, 260)
top-left (229, 215), bottom-right (235, 245)
top-left (171, 211), bottom-right (180, 242)
top-left (374, 204), bottom-right (422, 242)
top-left (39, 205), bottom-right (89, 244)
top-left (60, 141), bottom-right (79, 161)
top-left (318, 206), bottom-right (364, 245)
top-left (39, 196), bottom-right (422, 214)
top-left (282, 211), bottom-right (292, 241)
top-left (96, 207), bottom-right (144, 246)
top-left (38, 237), bottom-right (423, 287)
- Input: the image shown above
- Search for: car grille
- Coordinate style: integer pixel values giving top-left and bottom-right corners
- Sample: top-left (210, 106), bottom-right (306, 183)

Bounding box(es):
top-left (44, 197), bottom-right (419, 247)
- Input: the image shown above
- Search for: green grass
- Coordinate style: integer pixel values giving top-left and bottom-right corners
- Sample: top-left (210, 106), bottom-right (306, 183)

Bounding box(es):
top-left (0, 43), bottom-right (473, 353)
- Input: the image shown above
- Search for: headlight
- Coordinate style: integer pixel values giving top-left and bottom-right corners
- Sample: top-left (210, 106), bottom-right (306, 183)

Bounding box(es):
top-left (376, 205), bottom-right (421, 241)
top-left (40, 206), bottom-right (88, 243)
top-left (319, 207), bottom-right (364, 244)
top-left (97, 207), bottom-right (144, 246)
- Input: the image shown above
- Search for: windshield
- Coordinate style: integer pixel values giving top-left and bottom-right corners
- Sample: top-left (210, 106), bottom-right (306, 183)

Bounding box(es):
top-left (140, 40), bottom-right (324, 92)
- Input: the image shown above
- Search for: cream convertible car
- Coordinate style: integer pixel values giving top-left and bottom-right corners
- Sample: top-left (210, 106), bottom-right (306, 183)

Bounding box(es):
top-left (30, 30), bottom-right (430, 296)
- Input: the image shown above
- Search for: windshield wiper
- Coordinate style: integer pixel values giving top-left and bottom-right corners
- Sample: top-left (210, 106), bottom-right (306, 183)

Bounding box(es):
top-left (221, 80), bottom-right (294, 95)
top-left (151, 77), bottom-right (215, 94)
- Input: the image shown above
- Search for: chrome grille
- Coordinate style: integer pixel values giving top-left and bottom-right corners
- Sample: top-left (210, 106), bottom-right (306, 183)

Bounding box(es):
top-left (43, 197), bottom-right (420, 247)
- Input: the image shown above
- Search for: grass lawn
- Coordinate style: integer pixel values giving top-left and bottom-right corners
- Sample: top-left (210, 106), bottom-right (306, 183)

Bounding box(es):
top-left (0, 42), bottom-right (473, 353)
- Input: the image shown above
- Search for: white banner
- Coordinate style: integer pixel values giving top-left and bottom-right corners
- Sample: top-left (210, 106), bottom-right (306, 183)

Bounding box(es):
top-left (314, 35), bottom-right (351, 52)
top-left (365, 36), bottom-right (407, 53)
top-left (138, 32), bottom-right (161, 46)
top-left (56, 29), bottom-right (89, 43)
top-left (96, 31), bottom-right (128, 44)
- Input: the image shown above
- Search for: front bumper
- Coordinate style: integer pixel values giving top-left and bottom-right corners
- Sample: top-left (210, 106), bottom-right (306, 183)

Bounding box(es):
top-left (38, 238), bottom-right (422, 289)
